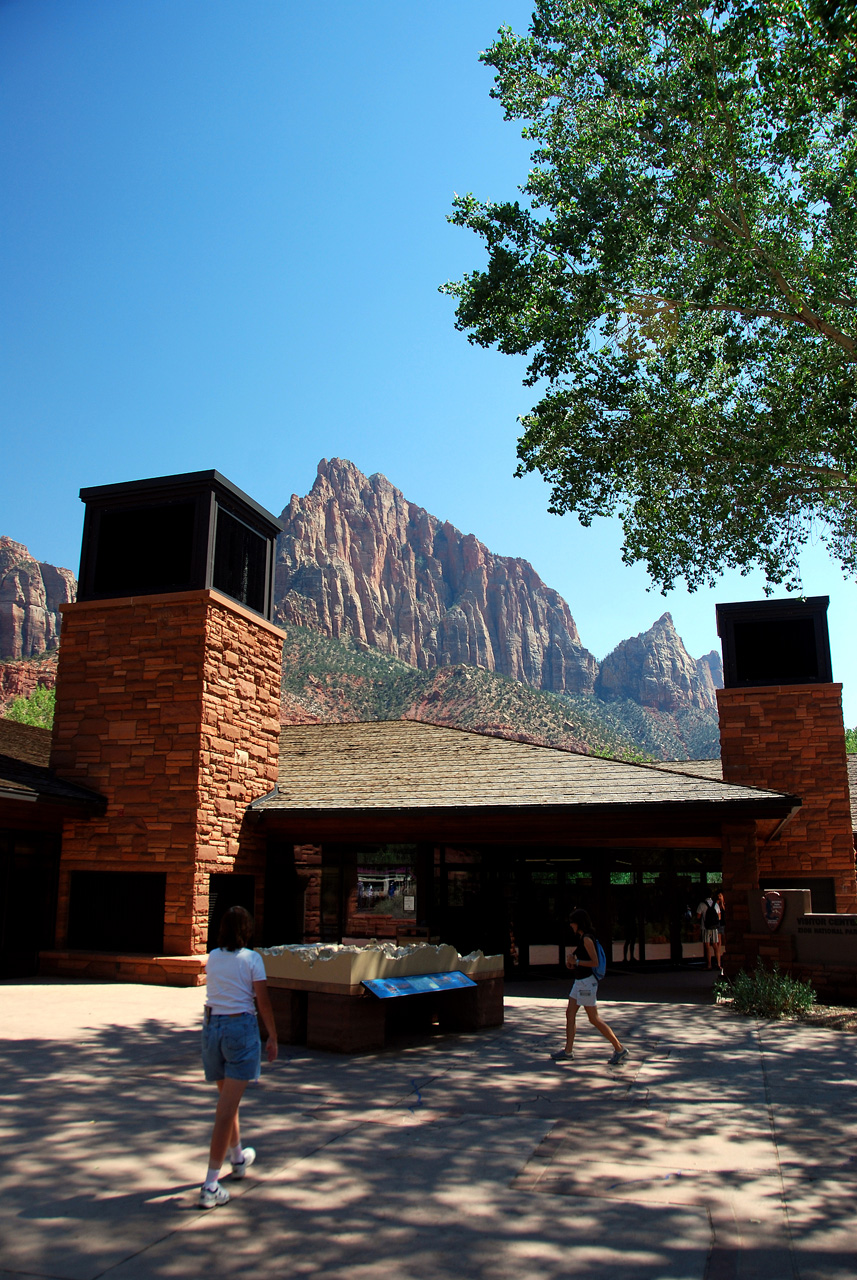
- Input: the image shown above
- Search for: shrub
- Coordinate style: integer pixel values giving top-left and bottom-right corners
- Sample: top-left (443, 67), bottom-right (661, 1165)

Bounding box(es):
top-left (4, 685), bottom-right (55, 728)
top-left (714, 960), bottom-right (816, 1019)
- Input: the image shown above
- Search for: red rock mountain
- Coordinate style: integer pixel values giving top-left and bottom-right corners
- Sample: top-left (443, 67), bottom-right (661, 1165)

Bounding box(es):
top-left (0, 537), bottom-right (76, 660)
top-left (275, 459), bottom-right (722, 712)
top-left (595, 613), bottom-right (722, 712)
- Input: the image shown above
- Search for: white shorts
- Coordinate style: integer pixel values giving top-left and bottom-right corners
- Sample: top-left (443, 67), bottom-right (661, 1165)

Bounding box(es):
top-left (570, 976), bottom-right (599, 1007)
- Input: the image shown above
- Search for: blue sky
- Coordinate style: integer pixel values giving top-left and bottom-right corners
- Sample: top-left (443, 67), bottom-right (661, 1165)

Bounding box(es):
top-left (2, 0), bottom-right (855, 721)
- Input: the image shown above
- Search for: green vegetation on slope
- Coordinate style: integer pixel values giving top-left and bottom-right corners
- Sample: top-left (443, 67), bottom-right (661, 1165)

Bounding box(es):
top-left (279, 623), bottom-right (720, 760)
top-left (4, 684), bottom-right (55, 728)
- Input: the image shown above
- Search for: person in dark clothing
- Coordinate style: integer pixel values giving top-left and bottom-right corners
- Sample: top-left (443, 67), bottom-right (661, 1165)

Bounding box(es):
top-left (551, 909), bottom-right (628, 1065)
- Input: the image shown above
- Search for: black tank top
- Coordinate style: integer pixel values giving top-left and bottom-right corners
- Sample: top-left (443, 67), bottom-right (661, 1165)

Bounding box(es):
top-left (573, 931), bottom-right (597, 976)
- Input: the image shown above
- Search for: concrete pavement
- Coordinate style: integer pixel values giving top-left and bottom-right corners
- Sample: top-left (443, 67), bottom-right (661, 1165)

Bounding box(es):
top-left (0, 975), bottom-right (854, 1279)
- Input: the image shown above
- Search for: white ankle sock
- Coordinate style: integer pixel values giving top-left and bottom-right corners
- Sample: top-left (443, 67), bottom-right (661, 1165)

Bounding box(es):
top-left (229, 1144), bottom-right (244, 1164)
top-left (204, 1166), bottom-right (221, 1190)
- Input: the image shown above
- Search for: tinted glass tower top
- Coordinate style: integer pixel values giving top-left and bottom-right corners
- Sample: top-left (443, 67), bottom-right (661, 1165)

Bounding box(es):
top-left (716, 596), bottom-right (833, 688)
top-left (77, 470), bottom-right (283, 621)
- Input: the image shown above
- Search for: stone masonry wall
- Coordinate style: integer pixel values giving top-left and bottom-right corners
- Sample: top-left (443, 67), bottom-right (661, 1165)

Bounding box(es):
top-left (49, 590), bottom-right (283, 957)
top-left (294, 844), bottom-right (322, 942)
top-left (719, 821), bottom-right (762, 978)
top-left (718, 683), bottom-right (857, 915)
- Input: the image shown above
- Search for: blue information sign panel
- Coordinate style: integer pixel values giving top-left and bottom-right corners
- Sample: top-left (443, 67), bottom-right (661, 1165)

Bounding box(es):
top-left (362, 971), bottom-right (477, 999)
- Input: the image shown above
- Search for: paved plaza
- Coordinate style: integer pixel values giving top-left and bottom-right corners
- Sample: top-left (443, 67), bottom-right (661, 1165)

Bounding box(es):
top-left (1, 974), bottom-right (855, 1280)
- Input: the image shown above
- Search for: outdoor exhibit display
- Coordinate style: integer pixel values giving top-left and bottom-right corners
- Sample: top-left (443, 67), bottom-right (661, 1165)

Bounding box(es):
top-left (257, 941), bottom-right (504, 1053)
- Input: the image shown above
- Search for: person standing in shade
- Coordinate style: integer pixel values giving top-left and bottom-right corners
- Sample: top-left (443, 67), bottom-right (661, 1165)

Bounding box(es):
top-left (551, 909), bottom-right (628, 1065)
top-left (199, 905), bottom-right (278, 1209)
top-left (696, 892), bottom-right (723, 972)
top-left (716, 891), bottom-right (726, 961)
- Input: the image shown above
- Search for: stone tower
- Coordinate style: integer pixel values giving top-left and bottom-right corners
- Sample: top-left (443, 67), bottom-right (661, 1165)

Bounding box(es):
top-left (43, 471), bottom-right (284, 985)
top-left (716, 597), bottom-right (856, 951)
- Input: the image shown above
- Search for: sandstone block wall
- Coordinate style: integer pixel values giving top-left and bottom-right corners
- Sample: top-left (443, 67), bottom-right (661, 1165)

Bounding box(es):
top-left (294, 844), bottom-right (322, 941)
top-left (718, 683), bottom-right (857, 914)
top-left (719, 820), bottom-right (762, 978)
top-left (50, 589), bottom-right (283, 956)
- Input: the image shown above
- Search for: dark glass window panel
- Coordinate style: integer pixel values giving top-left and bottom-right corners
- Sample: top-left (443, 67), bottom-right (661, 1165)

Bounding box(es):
top-left (207, 873), bottom-right (256, 948)
top-left (93, 502), bottom-right (196, 596)
top-left (212, 504), bottom-right (267, 614)
top-left (732, 618), bottom-right (819, 685)
top-left (67, 871), bottom-right (166, 952)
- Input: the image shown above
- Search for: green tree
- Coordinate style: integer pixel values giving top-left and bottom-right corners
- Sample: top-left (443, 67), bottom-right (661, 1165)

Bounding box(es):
top-left (4, 685), bottom-right (55, 728)
top-left (443, 0), bottom-right (857, 591)
top-left (846, 725), bottom-right (857, 751)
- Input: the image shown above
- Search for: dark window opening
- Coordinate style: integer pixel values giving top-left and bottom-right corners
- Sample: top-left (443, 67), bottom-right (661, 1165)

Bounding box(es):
top-left (93, 503), bottom-right (196, 596)
top-left (732, 618), bottom-right (819, 686)
top-left (717, 597), bottom-right (832, 687)
top-left (0, 834), bottom-right (60, 978)
top-left (759, 877), bottom-right (836, 913)
top-left (212, 504), bottom-right (267, 614)
top-left (67, 871), bottom-right (166, 953)
top-left (207, 873), bottom-right (256, 949)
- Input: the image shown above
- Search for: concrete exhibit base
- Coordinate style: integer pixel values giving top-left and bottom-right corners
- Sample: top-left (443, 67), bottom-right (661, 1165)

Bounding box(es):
top-left (38, 950), bottom-right (207, 986)
top-left (258, 942), bottom-right (504, 1052)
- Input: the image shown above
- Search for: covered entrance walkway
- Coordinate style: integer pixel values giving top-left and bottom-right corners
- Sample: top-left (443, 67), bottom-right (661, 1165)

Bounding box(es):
top-left (247, 721), bottom-right (797, 977)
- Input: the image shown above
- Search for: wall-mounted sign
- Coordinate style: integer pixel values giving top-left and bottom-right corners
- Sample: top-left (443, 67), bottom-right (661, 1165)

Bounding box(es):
top-left (762, 889), bottom-right (786, 933)
top-left (403, 896), bottom-right (415, 912)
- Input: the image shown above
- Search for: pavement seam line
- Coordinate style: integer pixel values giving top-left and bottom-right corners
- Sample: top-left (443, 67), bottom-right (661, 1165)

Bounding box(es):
top-left (755, 1018), bottom-right (801, 1280)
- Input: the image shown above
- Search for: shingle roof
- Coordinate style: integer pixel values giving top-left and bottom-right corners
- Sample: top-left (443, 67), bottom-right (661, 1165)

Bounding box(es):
top-left (659, 755), bottom-right (857, 834)
top-left (655, 758), bottom-right (723, 780)
top-left (0, 719), bottom-right (51, 767)
top-left (255, 721), bottom-right (796, 815)
top-left (0, 717), bottom-right (104, 809)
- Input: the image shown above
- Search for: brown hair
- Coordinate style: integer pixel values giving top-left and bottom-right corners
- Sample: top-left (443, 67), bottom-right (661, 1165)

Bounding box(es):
top-left (217, 905), bottom-right (254, 952)
top-left (569, 908), bottom-right (595, 935)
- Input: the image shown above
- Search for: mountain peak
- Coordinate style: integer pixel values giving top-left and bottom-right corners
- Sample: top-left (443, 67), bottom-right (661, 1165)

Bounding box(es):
top-left (275, 458), bottom-right (596, 691)
top-left (273, 460), bottom-right (718, 713)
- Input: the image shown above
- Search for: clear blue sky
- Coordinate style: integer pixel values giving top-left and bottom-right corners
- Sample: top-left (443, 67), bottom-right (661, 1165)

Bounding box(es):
top-left (2, 1), bottom-right (854, 721)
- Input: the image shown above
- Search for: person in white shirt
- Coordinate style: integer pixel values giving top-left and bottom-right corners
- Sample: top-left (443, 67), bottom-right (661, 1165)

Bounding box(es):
top-left (199, 906), bottom-right (278, 1209)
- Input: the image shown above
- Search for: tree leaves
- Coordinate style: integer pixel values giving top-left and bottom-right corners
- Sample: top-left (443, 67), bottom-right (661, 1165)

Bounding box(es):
top-left (442, 0), bottom-right (857, 590)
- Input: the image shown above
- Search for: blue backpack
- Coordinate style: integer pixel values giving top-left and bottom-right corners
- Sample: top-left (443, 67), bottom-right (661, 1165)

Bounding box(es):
top-left (593, 939), bottom-right (607, 981)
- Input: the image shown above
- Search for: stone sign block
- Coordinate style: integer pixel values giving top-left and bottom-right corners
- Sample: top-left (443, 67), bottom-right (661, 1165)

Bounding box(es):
top-left (795, 914), bottom-right (857, 966)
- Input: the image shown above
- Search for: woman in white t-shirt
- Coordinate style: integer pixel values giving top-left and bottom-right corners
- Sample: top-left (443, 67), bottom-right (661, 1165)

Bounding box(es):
top-left (199, 906), bottom-right (278, 1209)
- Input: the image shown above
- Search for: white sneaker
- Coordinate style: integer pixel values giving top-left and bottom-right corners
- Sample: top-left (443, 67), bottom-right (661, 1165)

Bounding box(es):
top-left (198, 1182), bottom-right (230, 1209)
top-left (230, 1147), bottom-right (256, 1179)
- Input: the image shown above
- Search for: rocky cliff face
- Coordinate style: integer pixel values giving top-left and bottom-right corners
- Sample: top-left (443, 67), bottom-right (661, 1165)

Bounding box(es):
top-left (0, 538), bottom-right (76, 660)
top-left (595, 614), bottom-right (723, 712)
top-left (0, 654), bottom-right (58, 713)
top-left (275, 460), bottom-right (721, 714)
top-left (275, 459), bottom-right (599, 695)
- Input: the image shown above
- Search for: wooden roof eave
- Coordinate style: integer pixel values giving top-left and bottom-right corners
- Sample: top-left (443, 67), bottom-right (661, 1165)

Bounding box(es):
top-left (247, 794), bottom-right (799, 843)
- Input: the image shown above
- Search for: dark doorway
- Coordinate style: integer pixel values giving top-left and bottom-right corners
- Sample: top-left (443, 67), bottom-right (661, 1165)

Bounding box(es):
top-left (262, 843), bottom-right (304, 945)
top-left (207, 873), bottom-right (256, 948)
top-left (0, 833), bottom-right (60, 977)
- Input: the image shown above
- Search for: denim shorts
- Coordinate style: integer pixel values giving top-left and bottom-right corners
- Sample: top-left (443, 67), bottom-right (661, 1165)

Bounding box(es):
top-left (202, 1012), bottom-right (261, 1082)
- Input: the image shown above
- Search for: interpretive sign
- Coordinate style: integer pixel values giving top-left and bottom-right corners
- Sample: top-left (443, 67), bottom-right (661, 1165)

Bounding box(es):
top-left (362, 971), bottom-right (477, 999)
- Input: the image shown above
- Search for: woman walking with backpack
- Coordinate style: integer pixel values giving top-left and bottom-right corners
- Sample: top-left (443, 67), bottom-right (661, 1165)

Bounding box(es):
top-left (551, 909), bottom-right (628, 1065)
